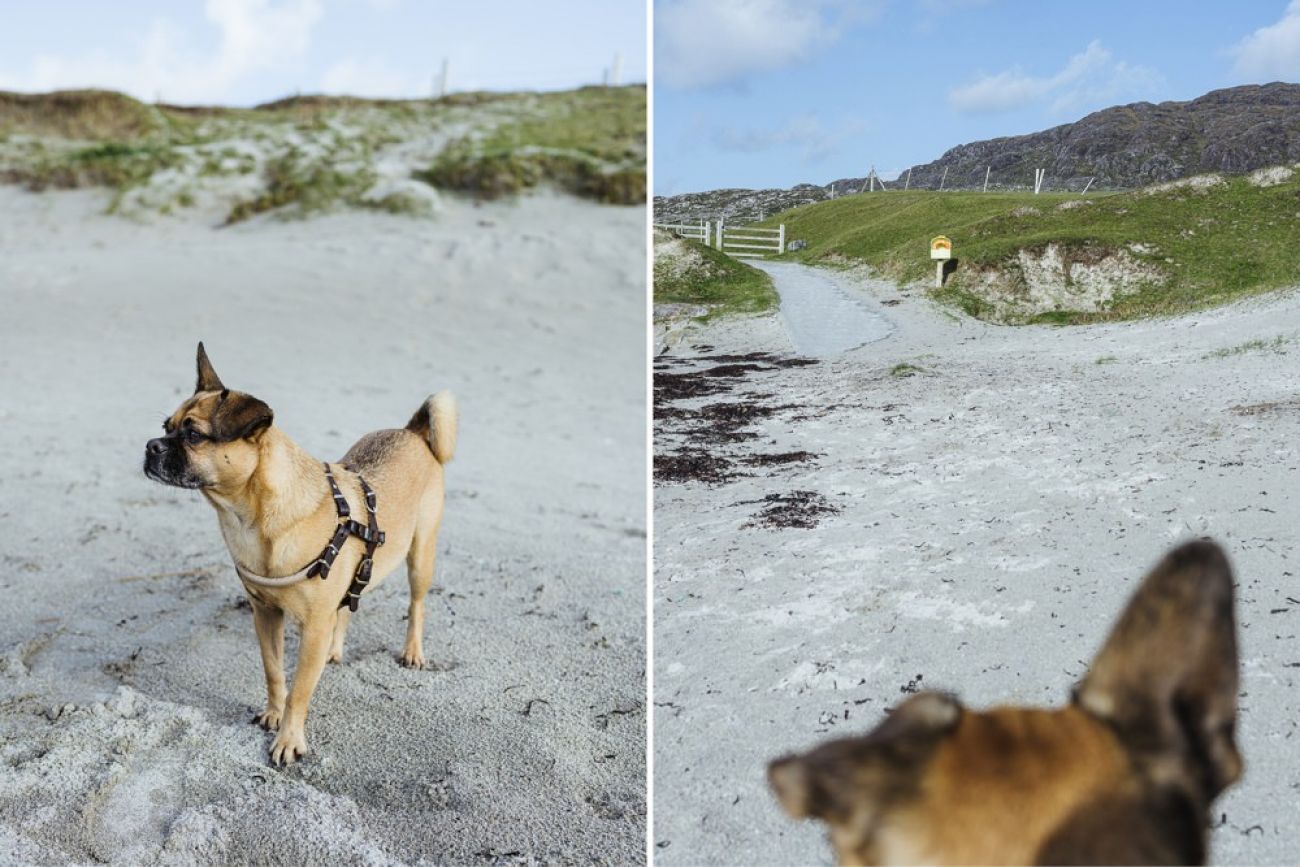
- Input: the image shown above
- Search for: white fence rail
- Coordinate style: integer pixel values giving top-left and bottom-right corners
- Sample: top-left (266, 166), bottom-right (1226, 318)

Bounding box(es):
top-left (656, 220), bottom-right (786, 258)
top-left (717, 222), bottom-right (784, 258)
top-left (654, 221), bottom-right (712, 247)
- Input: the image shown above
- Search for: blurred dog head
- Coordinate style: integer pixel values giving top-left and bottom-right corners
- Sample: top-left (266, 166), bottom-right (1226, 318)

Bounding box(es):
top-left (143, 342), bottom-right (274, 492)
top-left (769, 540), bottom-right (1240, 865)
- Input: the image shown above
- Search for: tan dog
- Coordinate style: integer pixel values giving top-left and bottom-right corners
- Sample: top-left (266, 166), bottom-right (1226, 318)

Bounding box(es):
top-left (144, 343), bottom-right (457, 765)
top-left (769, 540), bottom-right (1241, 865)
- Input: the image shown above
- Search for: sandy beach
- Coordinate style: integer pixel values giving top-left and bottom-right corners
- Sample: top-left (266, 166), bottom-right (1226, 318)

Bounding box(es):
top-left (654, 263), bottom-right (1300, 864)
top-left (0, 187), bottom-right (646, 864)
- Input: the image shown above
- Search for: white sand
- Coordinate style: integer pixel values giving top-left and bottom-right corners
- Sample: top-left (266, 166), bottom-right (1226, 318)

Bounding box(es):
top-left (654, 264), bottom-right (1300, 864)
top-left (0, 188), bottom-right (646, 864)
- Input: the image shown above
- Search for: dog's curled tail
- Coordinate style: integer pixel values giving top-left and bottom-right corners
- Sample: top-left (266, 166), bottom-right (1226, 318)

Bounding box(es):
top-left (406, 391), bottom-right (458, 464)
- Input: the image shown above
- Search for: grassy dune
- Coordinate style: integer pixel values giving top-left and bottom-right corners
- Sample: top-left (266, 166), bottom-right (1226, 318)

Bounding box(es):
top-left (653, 230), bottom-right (777, 317)
top-left (762, 171), bottom-right (1300, 323)
top-left (419, 86), bottom-right (645, 204)
top-left (0, 86), bottom-right (646, 221)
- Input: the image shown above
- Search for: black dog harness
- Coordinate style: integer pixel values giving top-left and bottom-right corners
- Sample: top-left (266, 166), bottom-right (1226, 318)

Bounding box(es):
top-left (232, 462), bottom-right (385, 611)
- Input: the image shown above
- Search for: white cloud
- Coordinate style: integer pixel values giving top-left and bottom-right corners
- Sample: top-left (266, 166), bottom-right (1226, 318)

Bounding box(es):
top-left (948, 40), bottom-right (1162, 115)
top-left (655, 0), bottom-right (878, 89)
top-left (0, 0), bottom-right (322, 104)
top-left (1231, 0), bottom-right (1300, 80)
top-left (711, 113), bottom-right (865, 164)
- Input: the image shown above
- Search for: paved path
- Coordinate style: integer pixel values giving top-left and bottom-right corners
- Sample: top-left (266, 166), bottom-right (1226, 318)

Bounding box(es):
top-left (754, 261), bottom-right (893, 356)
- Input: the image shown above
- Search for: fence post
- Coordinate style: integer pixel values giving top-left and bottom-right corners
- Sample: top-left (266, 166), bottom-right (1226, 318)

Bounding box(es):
top-left (983, 166), bottom-right (991, 193)
top-left (939, 166), bottom-right (948, 191)
top-left (703, 220), bottom-right (710, 247)
top-left (716, 219), bottom-right (724, 251)
top-left (778, 224), bottom-right (785, 255)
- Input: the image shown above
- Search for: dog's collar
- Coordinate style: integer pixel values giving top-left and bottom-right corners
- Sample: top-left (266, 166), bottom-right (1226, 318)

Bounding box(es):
top-left (234, 462), bottom-right (385, 612)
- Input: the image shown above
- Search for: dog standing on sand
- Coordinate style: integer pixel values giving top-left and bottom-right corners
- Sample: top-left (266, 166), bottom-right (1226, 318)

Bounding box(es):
top-left (144, 343), bottom-right (457, 765)
top-left (769, 540), bottom-right (1241, 865)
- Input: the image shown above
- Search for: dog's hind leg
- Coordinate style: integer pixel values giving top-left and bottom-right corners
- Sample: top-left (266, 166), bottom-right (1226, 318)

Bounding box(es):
top-left (401, 509), bottom-right (442, 670)
top-left (251, 598), bottom-right (286, 731)
top-left (328, 607), bottom-right (351, 664)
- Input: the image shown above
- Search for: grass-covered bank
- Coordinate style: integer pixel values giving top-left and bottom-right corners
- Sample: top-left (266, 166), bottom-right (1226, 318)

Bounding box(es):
top-left (760, 168), bottom-right (1300, 323)
top-left (653, 229), bottom-right (777, 317)
top-left (0, 86), bottom-right (645, 221)
top-left (419, 86), bottom-right (645, 204)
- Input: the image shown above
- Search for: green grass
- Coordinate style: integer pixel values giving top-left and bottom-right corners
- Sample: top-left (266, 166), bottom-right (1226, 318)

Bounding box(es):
top-left (654, 234), bottom-right (778, 317)
top-left (7, 141), bottom-right (183, 192)
top-left (761, 172), bottom-right (1300, 322)
top-left (224, 150), bottom-right (378, 224)
top-left (419, 86), bottom-right (645, 204)
top-left (889, 362), bottom-right (926, 377)
top-left (1203, 335), bottom-right (1291, 359)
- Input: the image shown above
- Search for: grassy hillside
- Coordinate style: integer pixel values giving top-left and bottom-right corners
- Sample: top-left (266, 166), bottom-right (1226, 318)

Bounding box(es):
top-left (654, 229), bottom-right (777, 317)
top-left (762, 169), bottom-right (1300, 323)
top-left (0, 86), bottom-right (645, 220)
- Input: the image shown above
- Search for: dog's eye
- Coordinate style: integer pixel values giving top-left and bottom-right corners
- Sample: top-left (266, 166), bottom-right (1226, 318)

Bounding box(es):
top-left (184, 429), bottom-right (204, 445)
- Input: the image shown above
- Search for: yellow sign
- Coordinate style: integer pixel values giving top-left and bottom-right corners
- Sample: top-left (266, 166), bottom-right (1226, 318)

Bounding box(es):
top-left (930, 235), bottom-right (952, 260)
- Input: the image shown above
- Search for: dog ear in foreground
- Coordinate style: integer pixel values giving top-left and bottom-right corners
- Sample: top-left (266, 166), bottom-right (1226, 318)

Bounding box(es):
top-left (768, 539), bottom-right (1240, 866)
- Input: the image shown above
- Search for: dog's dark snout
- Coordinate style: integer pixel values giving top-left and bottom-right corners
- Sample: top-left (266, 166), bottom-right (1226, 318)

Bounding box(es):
top-left (146, 437), bottom-right (168, 456)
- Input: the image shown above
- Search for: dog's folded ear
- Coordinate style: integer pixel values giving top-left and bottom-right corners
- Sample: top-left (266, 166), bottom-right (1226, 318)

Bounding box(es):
top-left (1075, 539), bottom-right (1241, 798)
top-left (211, 390), bottom-right (274, 442)
top-left (768, 691), bottom-right (962, 820)
top-left (196, 341), bottom-right (225, 393)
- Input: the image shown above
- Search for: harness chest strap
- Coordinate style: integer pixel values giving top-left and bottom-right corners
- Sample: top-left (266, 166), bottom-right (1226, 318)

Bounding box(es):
top-left (233, 462), bottom-right (385, 611)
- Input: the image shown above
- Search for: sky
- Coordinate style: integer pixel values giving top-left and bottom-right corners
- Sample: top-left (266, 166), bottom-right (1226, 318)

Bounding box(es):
top-left (654, 0), bottom-right (1300, 195)
top-left (0, 0), bottom-right (646, 106)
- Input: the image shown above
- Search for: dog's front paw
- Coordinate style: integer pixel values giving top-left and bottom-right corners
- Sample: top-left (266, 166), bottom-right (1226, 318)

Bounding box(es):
top-left (253, 706), bottom-right (283, 731)
top-left (400, 646), bottom-right (426, 670)
top-left (269, 726), bottom-right (307, 766)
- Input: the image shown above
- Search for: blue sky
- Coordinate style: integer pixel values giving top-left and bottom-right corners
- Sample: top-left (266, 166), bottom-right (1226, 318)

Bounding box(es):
top-left (0, 0), bottom-right (646, 106)
top-left (655, 0), bottom-right (1300, 195)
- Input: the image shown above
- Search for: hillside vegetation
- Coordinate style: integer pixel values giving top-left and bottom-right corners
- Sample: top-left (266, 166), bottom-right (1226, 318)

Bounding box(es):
top-left (763, 166), bottom-right (1300, 323)
top-left (653, 229), bottom-right (777, 317)
top-left (0, 86), bottom-right (645, 221)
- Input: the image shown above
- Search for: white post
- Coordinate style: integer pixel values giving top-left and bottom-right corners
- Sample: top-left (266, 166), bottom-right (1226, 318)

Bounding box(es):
top-left (939, 166), bottom-right (948, 191)
top-left (936, 260), bottom-right (944, 288)
top-left (983, 166), bottom-right (991, 193)
top-left (1081, 177), bottom-right (1095, 194)
top-left (1034, 168), bottom-right (1044, 194)
top-left (610, 52), bottom-right (623, 86)
top-left (716, 219), bottom-right (724, 251)
top-left (436, 58), bottom-right (450, 97)
top-left (702, 220), bottom-right (710, 247)
top-left (905, 168), bottom-right (912, 191)
top-left (778, 224), bottom-right (785, 255)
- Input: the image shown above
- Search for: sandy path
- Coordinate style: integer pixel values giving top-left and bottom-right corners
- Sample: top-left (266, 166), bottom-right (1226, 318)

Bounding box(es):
top-left (654, 263), bottom-right (1300, 864)
top-left (0, 189), bottom-right (646, 865)
top-left (755, 261), bottom-right (892, 356)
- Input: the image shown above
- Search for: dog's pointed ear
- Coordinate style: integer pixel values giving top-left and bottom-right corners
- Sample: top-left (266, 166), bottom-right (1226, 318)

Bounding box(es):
top-left (195, 342), bottom-right (224, 393)
top-left (1075, 539), bottom-right (1241, 798)
top-left (211, 391), bottom-right (274, 442)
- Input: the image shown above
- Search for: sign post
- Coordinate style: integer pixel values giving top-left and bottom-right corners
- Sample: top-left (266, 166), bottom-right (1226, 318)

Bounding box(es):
top-left (930, 235), bottom-right (952, 288)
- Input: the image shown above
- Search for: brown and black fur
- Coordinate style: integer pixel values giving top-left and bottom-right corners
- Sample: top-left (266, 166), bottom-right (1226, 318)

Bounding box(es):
top-left (769, 540), bottom-right (1241, 865)
top-left (144, 343), bottom-right (458, 765)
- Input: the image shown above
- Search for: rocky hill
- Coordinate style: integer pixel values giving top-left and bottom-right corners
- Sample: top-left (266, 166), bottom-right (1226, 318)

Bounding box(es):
top-left (655, 83), bottom-right (1300, 221)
